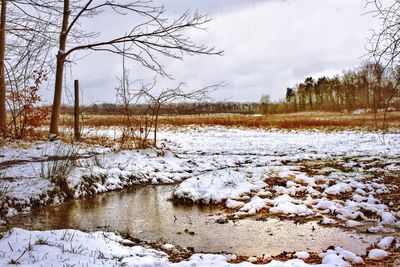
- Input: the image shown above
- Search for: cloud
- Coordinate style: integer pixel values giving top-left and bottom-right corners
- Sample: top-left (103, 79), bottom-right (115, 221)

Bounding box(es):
top-left (42, 0), bottom-right (378, 104)
top-left (163, 0), bottom-right (378, 102)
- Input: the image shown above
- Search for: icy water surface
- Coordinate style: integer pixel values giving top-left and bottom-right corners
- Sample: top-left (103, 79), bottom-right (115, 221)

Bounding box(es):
top-left (9, 185), bottom-right (380, 256)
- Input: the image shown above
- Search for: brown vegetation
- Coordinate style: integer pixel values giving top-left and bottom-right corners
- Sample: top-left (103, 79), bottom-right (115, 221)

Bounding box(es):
top-left (4, 111), bottom-right (397, 148)
top-left (58, 111), bottom-right (400, 130)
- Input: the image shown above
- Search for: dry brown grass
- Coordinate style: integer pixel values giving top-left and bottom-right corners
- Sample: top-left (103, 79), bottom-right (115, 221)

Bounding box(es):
top-left (3, 111), bottom-right (399, 147)
top-left (59, 111), bottom-right (400, 130)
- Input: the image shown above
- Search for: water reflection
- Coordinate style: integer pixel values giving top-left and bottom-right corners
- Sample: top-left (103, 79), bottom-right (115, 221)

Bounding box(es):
top-left (8, 185), bottom-right (379, 256)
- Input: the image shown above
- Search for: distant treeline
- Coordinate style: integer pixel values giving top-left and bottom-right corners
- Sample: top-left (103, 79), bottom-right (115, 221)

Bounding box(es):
top-left (61, 62), bottom-right (400, 116)
top-left (260, 62), bottom-right (400, 114)
top-left (60, 102), bottom-right (261, 116)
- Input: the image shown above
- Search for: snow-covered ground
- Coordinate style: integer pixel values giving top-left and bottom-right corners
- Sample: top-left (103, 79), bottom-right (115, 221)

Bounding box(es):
top-left (0, 228), bottom-right (397, 266)
top-left (1, 127), bottom-right (400, 229)
top-left (0, 140), bottom-right (191, 214)
top-left (167, 127), bottom-right (400, 232)
top-left (0, 126), bottom-right (399, 265)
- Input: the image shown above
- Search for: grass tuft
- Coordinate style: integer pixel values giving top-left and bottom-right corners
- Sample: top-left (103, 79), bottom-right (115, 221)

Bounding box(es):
top-left (40, 143), bottom-right (78, 198)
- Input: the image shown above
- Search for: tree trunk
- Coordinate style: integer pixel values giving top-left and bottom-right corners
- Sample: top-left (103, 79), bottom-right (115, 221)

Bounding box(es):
top-left (0, 0), bottom-right (6, 138)
top-left (153, 105), bottom-right (160, 147)
top-left (74, 79), bottom-right (80, 141)
top-left (49, 0), bottom-right (69, 136)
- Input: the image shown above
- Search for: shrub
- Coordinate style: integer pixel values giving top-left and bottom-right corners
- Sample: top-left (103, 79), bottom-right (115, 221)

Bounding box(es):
top-left (40, 143), bottom-right (77, 198)
top-left (7, 70), bottom-right (50, 139)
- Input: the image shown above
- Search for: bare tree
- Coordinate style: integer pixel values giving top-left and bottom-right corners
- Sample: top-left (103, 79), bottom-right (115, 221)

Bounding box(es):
top-left (5, 4), bottom-right (57, 138)
top-left (259, 94), bottom-right (270, 114)
top-left (0, 0), bottom-right (6, 138)
top-left (116, 44), bottom-right (221, 148)
top-left (367, 0), bottom-right (400, 134)
top-left (0, 0), bottom-right (60, 138)
top-left (138, 81), bottom-right (219, 146)
top-left (368, 0), bottom-right (400, 69)
top-left (48, 0), bottom-right (223, 136)
top-left (115, 47), bottom-right (151, 149)
top-left (116, 75), bottom-right (220, 148)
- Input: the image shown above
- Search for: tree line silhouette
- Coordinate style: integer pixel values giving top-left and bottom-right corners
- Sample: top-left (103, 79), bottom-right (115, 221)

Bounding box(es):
top-left (70, 62), bottom-right (400, 116)
top-left (261, 62), bottom-right (400, 114)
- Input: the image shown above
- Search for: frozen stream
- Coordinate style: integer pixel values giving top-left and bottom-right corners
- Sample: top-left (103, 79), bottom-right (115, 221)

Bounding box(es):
top-left (7, 184), bottom-right (380, 257)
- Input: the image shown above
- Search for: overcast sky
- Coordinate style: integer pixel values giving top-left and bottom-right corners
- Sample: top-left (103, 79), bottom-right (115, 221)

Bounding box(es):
top-left (46, 0), bottom-right (379, 105)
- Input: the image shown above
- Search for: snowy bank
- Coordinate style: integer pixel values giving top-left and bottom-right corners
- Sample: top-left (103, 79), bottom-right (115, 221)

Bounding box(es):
top-left (0, 228), bottom-right (392, 267)
top-left (1, 127), bottom-right (399, 232)
top-left (168, 127), bottom-right (400, 230)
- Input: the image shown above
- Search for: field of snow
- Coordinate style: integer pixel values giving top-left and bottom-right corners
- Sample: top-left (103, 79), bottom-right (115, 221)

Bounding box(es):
top-left (167, 127), bottom-right (400, 232)
top-left (0, 126), bottom-right (399, 265)
top-left (0, 140), bottom-right (191, 213)
top-left (0, 228), bottom-right (396, 266)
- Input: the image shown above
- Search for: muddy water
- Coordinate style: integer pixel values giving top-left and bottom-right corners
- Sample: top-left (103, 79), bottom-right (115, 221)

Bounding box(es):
top-left (8, 185), bottom-right (379, 256)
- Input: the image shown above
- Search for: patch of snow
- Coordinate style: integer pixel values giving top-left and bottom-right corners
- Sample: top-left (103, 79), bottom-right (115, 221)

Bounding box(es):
top-left (344, 220), bottom-right (362, 228)
top-left (173, 168), bottom-right (266, 204)
top-left (377, 237), bottom-right (395, 250)
top-left (225, 199), bottom-right (245, 209)
top-left (379, 212), bottom-right (397, 226)
top-left (368, 249), bottom-right (389, 260)
top-left (240, 196), bottom-right (268, 214)
top-left (321, 254), bottom-right (351, 267)
top-left (294, 251), bottom-right (310, 260)
top-left (270, 194), bottom-right (312, 216)
top-left (320, 247), bottom-right (364, 266)
top-left (320, 218), bottom-right (337, 225)
top-left (161, 243), bottom-right (175, 250)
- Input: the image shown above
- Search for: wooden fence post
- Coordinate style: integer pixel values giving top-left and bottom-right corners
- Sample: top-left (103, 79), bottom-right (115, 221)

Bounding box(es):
top-left (74, 80), bottom-right (80, 141)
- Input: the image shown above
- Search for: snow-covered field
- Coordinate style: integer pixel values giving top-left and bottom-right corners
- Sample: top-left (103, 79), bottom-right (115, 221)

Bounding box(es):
top-left (168, 128), bottom-right (400, 231)
top-left (0, 228), bottom-right (397, 266)
top-left (0, 126), bottom-right (399, 265)
top-left (0, 140), bottom-right (191, 213)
